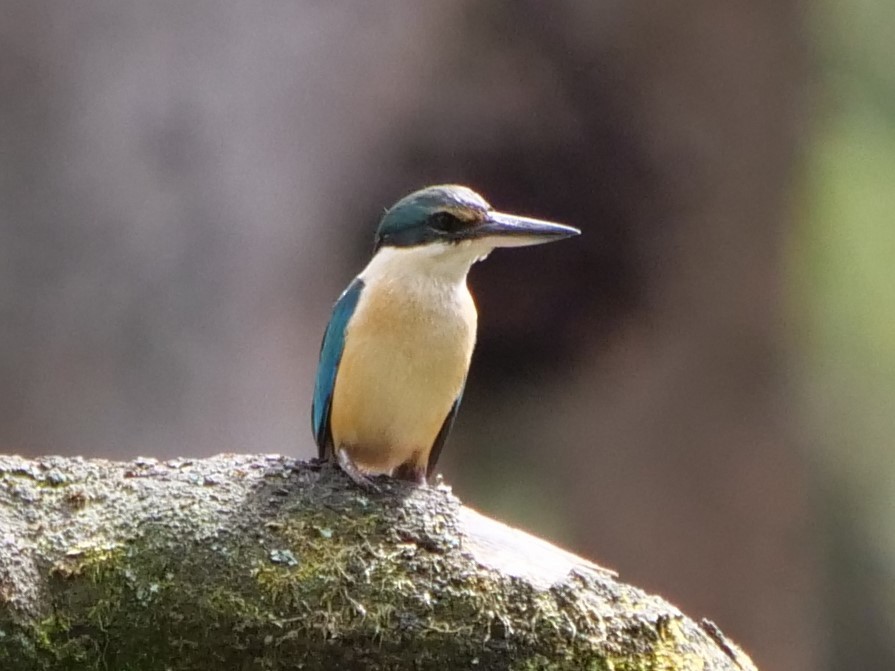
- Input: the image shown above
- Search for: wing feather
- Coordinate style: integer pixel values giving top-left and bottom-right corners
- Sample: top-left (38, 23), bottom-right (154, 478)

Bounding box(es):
top-left (426, 385), bottom-right (464, 477)
top-left (312, 278), bottom-right (365, 458)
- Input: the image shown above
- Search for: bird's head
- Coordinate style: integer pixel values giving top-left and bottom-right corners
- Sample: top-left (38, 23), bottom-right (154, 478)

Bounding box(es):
top-left (373, 185), bottom-right (579, 260)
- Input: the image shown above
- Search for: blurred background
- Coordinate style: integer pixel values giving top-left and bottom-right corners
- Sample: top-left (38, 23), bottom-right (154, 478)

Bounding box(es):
top-left (2, 1), bottom-right (893, 669)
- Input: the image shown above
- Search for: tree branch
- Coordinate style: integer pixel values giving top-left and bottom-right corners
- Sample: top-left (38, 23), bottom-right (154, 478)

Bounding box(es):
top-left (0, 454), bottom-right (755, 670)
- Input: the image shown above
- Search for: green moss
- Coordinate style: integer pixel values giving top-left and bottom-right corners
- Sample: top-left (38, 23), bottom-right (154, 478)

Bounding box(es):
top-left (0, 460), bottom-right (744, 670)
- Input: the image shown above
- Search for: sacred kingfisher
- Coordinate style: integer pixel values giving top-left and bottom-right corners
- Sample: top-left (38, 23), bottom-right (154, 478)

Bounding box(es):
top-left (312, 185), bottom-right (579, 490)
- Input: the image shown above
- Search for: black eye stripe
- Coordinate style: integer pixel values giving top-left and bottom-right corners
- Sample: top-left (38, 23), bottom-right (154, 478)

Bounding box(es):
top-left (430, 211), bottom-right (470, 233)
top-left (375, 208), bottom-right (483, 250)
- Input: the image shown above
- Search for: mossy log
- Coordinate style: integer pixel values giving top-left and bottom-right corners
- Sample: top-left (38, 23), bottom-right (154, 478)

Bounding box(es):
top-left (0, 454), bottom-right (755, 670)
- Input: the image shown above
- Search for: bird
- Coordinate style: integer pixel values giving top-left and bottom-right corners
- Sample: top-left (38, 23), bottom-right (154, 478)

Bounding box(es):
top-left (312, 184), bottom-right (580, 490)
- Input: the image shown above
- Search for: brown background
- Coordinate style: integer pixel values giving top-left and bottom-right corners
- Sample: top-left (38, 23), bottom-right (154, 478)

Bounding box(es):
top-left (4, 3), bottom-right (892, 670)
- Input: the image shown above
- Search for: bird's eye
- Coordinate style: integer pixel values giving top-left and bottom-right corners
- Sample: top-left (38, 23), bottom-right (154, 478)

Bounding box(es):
top-left (430, 211), bottom-right (468, 234)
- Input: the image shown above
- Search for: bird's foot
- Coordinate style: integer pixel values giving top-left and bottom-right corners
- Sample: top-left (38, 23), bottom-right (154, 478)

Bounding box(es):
top-left (335, 448), bottom-right (381, 493)
top-left (391, 461), bottom-right (428, 487)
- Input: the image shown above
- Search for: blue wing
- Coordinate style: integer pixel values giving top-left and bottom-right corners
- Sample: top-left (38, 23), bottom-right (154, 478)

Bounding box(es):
top-left (426, 384), bottom-right (464, 477)
top-left (312, 278), bottom-right (365, 458)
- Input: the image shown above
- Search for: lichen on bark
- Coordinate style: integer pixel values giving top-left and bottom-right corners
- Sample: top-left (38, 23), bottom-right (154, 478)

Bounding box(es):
top-left (0, 454), bottom-right (755, 670)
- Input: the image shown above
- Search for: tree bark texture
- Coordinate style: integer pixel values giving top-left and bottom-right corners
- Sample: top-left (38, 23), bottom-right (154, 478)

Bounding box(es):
top-left (0, 454), bottom-right (754, 670)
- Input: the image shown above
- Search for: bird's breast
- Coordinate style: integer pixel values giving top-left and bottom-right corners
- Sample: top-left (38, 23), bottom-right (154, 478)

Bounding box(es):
top-left (330, 277), bottom-right (476, 472)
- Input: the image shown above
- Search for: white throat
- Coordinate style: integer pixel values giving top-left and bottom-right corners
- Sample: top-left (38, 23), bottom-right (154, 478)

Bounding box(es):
top-left (359, 241), bottom-right (493, 286)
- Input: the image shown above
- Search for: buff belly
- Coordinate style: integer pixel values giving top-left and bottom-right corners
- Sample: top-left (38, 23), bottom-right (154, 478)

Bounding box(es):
top-left (329, 280), bottom-right (476, 474)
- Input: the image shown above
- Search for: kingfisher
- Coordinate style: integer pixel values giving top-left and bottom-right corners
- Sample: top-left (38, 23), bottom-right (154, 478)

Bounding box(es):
top-left (312, 185), bottom-right (579, 490)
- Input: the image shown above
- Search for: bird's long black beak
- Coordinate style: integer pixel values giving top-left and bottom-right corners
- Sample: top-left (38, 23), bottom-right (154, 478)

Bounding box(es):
top-left (473, 211), bottom-right (580, 247)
